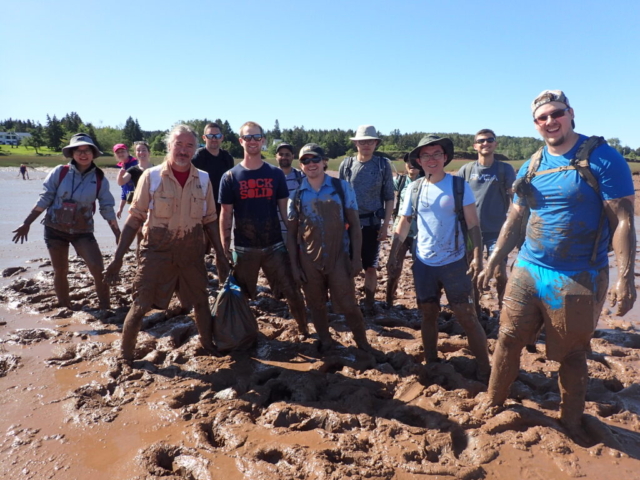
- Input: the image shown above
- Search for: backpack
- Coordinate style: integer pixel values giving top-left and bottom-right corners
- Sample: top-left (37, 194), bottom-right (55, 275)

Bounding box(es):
top-left (343, 155), bottom-right (391, 220)
top-left (148, 165), bottom-right (210, 216)
top-left (58, 164), bottom-right (104, 213)
top-left (409, 175), bottom-right (469, 252)
top-left (459, 160), bottom-right (509, 209)
top-left (292, 168), bottom-right (303, 186)
top-left (513, 135), bottom-right (607, 263)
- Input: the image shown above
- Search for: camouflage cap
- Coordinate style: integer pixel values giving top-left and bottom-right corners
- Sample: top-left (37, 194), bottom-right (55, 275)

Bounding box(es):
top-left (531, 90), bottom-right (570, 115)
top-left (299, 143), bottom-right (326, 159)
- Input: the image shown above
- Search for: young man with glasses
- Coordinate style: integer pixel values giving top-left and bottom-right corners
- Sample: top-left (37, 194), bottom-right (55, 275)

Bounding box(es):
top-left (275, 142), bottom-right (304, 240)
top-left (476, 90), bottom-right (636, 443)
top-left (287, 144), bottom-right (382, 359)
top-left (457, 129), bottom-right (515, 314)
top-left (389, 135), bottom-right (491, 381)
top-left (218, 121), bottom-right (308, 337)
top-left (339, 125), bottom-right (395, 315)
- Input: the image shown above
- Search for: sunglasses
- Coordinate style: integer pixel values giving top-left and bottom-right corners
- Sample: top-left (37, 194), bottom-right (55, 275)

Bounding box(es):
top-left (204, 133), bottom-right (222, 139)
top-left (300, 156), bottom-right (323, 165)
top-left (475, 137), bottom-right (495, 144)
top-left (534, 108), bottom-right (570, 125)
top-left (241, 134), bottom-right (264, 141)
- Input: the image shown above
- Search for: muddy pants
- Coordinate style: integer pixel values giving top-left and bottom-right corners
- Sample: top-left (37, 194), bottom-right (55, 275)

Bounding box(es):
top-left (233, 242), bottom-right (307, 333)
top-left (490, 258), bottom-right (608, 425)
top-left (300, 251), bottom-right (368, 347)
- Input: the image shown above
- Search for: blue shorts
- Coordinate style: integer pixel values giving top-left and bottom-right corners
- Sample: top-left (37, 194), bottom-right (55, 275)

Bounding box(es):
top-left (412, 256), bottom-right (473, 305)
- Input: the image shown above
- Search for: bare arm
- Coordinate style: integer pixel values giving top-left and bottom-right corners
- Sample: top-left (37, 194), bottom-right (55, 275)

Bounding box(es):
top-left (478, 203), bottom-right (526, 289)
top-left (12, 205), bottom-right (45, 243)
top-left (387, 216), bottom-right (412, 274)
top-left (219, 204), bottom-right (234, 262)
top-left (378, 199), bottom-right (394, 241)
top-left (462, 203), bottom-right (483, 282)
top-left (277, 198), bottom-right (289, 232)
top-left (116, 168), bottom-right (130, 186)
top-left (604, 195), bottom-right (636, 316)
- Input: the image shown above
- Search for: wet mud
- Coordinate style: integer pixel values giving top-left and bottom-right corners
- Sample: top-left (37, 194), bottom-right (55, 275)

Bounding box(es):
top-left (0, 169), bottom-right (639, 479)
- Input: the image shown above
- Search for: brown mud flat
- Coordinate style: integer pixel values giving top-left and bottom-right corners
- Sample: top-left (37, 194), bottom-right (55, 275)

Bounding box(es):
top-left (1, 244), bottom-right (640, 480)
top-left (0, 169), bottom-right (639, 479)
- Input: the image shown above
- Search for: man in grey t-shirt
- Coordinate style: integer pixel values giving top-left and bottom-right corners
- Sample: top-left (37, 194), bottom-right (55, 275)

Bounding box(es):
top-left (457, 129), bottom-right (515, 311)
top-left (275, 142), bottom-right (304, 240)
top-left (339, 125), bottom-right (394, 314)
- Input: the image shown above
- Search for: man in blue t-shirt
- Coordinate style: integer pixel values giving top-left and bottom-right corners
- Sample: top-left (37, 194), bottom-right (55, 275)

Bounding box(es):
top-left (218, 121), bottom-right (308, 337)
top-left (389, 135), bottom-right (490, 381)
top-left (457, 129), bottom-right (516, 314)
top-left (477, 90), bottom-right (636, 442)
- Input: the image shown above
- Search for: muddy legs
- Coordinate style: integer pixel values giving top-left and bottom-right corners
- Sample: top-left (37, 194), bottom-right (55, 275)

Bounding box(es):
top-left (559, 350), bottom-right (588, 431)
top-left (419, 303), bottom-right (440, 363)
top-left (452, 303), bottom-right (491, 378)
top-left (48, 245), bottom-right (72, 309)
top-left (121, 301), bottom-right (147, 362)
top-left (487, 333), bottom-right (525, 405)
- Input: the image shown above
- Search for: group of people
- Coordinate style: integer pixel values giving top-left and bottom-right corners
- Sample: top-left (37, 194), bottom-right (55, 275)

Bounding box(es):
top-left (11, 89), bottom-right (636, 441)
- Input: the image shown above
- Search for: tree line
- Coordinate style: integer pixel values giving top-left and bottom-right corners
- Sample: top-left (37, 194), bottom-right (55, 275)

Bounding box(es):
top-left (2, 115), bottom-right (639, 161)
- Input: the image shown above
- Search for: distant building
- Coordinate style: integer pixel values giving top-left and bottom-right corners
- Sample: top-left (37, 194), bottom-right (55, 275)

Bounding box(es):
top-left (0, 132), bottom-right (31, 145)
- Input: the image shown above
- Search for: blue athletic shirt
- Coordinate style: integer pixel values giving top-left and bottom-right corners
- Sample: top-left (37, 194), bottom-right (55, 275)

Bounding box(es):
top-left (514, 135), bottom-right (634, 271)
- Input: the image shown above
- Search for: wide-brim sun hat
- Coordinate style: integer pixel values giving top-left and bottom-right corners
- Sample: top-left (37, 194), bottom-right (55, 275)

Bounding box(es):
top-left (408, 134), bottom-right (454, 168)
top-left (349, 125), bottom-right (381, 142)
top-left (62, 133), bottom-right (102, 159)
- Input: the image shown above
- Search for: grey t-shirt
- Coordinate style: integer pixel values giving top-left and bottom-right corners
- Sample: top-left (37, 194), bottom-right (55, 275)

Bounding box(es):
top-left (339, 156), bottom-right (394, 227)
top-left (457, 160), bottom-right (516, 234)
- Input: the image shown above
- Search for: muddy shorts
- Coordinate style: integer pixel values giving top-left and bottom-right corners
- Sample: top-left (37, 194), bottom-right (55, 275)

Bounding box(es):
top-left (361, 225), bottom-right (381, 269)
top-left (133, 249), bottom-right (208, 310)
top-left (232, 242), bottom-right (299, 301)
top-left (500, 258), bottom-right (608, 362)
top-left (44, 226), bottom-right (97, 250)
top-left (412, 256), bottom-right (473, 305)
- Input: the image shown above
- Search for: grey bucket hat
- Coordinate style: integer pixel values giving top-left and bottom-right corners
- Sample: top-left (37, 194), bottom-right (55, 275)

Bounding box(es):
top-left (349, 125), bottom-right (381, 142)
top-left (408, 134), bottom-right (454, 168)
top-left (62, 133), bottom-right (102, 159)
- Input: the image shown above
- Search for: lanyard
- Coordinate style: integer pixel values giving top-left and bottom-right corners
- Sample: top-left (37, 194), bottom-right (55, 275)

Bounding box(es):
top-left (69, 169), bottom-right (87, 200)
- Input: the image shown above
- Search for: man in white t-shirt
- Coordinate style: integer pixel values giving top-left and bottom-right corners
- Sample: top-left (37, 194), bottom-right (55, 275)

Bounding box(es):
top-left (389, 135), bottom-right (490, 381)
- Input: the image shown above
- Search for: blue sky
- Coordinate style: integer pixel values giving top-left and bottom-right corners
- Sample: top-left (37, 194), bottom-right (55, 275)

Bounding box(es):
top-left (2, 0), bottom-right (639, 148)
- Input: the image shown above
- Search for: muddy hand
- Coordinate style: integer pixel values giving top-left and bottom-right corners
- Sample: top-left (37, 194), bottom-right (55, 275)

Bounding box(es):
top-left (350, 257), bottom-right (363, 278)
top-left (12, 224), bottom-right (30, 244)
top-left (291, 264), bottom-right (307, 287)
top-left (477, 266), bottom-right (492, 291)
top-left (104, 259), bottom-right (123, 285)
top-left (608, 279), bottom-right (636, 316)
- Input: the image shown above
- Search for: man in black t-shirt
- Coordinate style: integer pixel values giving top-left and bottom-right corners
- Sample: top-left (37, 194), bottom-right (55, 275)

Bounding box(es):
top-left (219, 121), bottom-right (308, 337)
top-left (192, 122), bottom-right (235, 214)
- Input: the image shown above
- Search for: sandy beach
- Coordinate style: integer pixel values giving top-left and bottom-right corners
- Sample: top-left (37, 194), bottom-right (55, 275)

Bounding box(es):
top-left (1, 166), bottom-right (639, 480)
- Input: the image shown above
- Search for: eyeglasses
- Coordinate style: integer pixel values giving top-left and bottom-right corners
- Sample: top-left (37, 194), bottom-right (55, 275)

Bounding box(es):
top-left (204, 133), bottom-right (222, 140)
top-left (74, 148), bottom-right (93, 156)
top-left (533, 108), bottom-right (570, 125)
top-left (355, 140), bottom-right (376, 146)
top-left (241, 134), bottom-right (264, 141)
top-left (300, 156), bottom-right (323, 165)
top-left (418, 152), bottom-right (445, 161)
top-left (475, 137), bottom-right (496, 144)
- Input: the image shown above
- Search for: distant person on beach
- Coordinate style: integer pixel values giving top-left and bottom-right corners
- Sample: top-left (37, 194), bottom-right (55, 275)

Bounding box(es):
top-left (114, 143), bottom-right (138, 219)
top-left (12, 133), bottom-right (120, 310)
top-left (218, 121), bottom-right (308, 336)
top-left (191, 122), bottom-right (235, 283)
top-left (287, 143), bottom-right (381, 357)
top-left (19, 164), bottom-right (29, 180)
top-left (388, 135), bottom-right (490, 381)
top-left (339, 125), bottom-right (394, 315)
top-left (275, 142), bottom-right (304, 240)
top-left (385, 153), bottom-right (420, 308)
top-left (476, 90), bottom-right (636, 443)
top-left (457, 129), bottom-right (515, 315)
top-left (117, 141), bottom-right (154, 255)
top-left (105, 124), bottom-right (226, 364)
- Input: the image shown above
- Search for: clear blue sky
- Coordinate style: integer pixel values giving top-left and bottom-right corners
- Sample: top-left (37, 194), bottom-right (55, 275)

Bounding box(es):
top-left (2, 0), bottom-right (639, 148)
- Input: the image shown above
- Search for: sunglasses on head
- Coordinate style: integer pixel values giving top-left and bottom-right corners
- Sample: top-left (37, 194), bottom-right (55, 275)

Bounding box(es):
top-left (241, 134), bottom-right (264, 141)
top-left (534, 108), bottom-right (569, 125)
top-left (300, 156), bottom-right (323, 165)
top-left (475, 137), bottom-right (495, 144)
top-left (204, 133), bottom-right (222, 139)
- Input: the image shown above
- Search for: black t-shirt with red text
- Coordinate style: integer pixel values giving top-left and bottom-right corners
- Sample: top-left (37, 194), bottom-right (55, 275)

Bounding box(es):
top-left (218, 162), bottom-right (289, 248)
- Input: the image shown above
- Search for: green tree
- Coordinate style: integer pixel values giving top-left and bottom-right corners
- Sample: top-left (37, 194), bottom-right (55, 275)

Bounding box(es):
top-left (61, 112), bottom-right (83, 133)
top-left (23, 125), bottom-right (45, 154)
top-left (151, 134), bottom-right (167, 154)
top-left (95, 126), bottom-right (124, 153)
top-left (123, 116), bottom-right (143, 145)
top-left (272, 119), bottom-right (281, 139)
top-left (45, 114), bottom-right (64, 150)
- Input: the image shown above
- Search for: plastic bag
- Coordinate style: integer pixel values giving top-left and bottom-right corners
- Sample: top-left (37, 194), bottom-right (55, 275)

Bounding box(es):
top-left (212, 272), bottom-right (258, 352)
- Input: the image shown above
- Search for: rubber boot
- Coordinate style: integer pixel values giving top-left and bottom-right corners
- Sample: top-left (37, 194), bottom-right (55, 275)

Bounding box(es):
top-left (363, 288), bottom-right (376, 316)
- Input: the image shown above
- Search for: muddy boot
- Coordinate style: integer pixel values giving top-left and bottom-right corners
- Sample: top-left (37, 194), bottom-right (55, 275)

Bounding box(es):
top-left (363, 288), bottom-right (376, 316)
top-left (559, 351), bottom-right (591, 445)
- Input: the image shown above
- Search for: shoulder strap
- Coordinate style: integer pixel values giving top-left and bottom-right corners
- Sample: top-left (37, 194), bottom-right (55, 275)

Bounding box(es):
top-left (496, 160), bottom-right (508, 207)
top-left (344, 156), bottom-right (354, 182)
top-left (409, 177), bottom-right (426, 223)
top-left (527, 146), bottom-right (545, 177)
top-left (149, 166), bottom-right (163, 195)
top-left (294, 168), bottom-right (303, 185)
top-left (392, 174), bottom-right (408, 218)
top-left (572, 136), bottom-right (605, 195)
top-left (453, 175), bottom-right (468, 251)
top-left (59, 164), bottom-right (70, 184)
